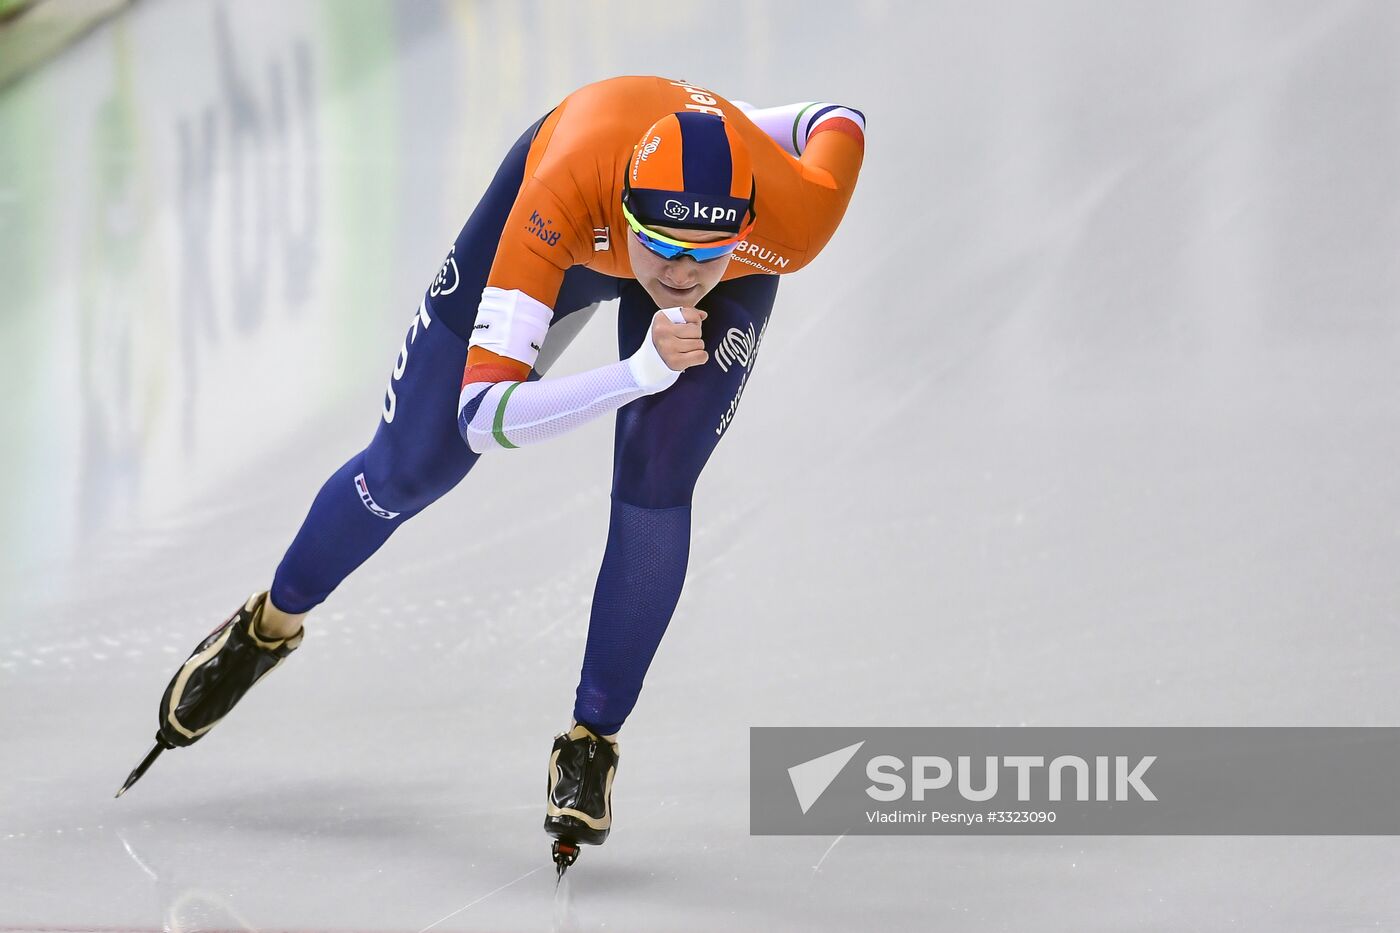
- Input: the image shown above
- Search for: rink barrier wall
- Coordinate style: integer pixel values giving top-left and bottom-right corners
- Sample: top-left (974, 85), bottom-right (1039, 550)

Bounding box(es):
top-left (0, 0), bottom-right (131, 90)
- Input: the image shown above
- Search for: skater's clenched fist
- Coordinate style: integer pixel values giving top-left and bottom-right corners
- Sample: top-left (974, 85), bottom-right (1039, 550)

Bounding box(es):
top-left (652, 307), bottom-right (708, 371)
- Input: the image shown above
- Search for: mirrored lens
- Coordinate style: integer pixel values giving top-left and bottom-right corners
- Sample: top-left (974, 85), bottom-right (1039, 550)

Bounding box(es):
top-left (633, 228), bottom-right (735, 263)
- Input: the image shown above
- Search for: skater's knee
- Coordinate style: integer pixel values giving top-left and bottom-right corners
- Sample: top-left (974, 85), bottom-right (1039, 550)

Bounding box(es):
top-left (613, 459), bottom-right (700, 509)
top-left (611, 447), bottom-right (701, 510)
top-left (367, 470), bottom-right (445, 514)
top-left (360, 444), bottom-right (475, 514)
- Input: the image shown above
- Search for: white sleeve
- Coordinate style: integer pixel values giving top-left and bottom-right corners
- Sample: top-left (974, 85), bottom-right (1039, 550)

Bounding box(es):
top-left (738, 101), bottom-right (866, 157)
top-left (458, 307), bottom-right (687, 454)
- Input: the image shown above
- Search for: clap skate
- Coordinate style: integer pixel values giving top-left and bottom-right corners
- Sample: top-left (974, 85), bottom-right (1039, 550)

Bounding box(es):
top-left (116, 592), bottom-right (302, 796)
top-left (544, 722), bottom-right (619, 879)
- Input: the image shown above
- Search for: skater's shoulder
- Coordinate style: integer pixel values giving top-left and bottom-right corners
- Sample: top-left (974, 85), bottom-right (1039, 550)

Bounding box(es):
top-left (543, 77), bottom-right (665, 149)
top-left (562, 74), bottom-right (677, 105)
top-left (544, 75), bottom-right (733, 153)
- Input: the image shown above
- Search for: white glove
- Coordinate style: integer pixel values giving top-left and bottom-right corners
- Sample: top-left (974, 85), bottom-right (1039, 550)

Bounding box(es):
top-left (626, 307), bottom-right (688, 392)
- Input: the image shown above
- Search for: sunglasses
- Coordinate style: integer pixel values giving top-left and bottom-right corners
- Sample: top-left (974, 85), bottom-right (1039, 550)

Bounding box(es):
top-left (620, 199), bottom-right (756, 263)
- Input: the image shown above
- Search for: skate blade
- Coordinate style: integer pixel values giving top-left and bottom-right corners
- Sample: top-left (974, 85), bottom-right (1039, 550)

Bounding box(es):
top-left (115, 740), bottom-right (168, 798)
top-left (552, 839), bottom-right (579, 883)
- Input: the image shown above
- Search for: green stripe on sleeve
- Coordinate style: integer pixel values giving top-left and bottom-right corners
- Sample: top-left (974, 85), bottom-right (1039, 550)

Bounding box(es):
top-left (792, 102), bottom-right (819, 156)
top-left (491, 382), bottom-right (521, 449)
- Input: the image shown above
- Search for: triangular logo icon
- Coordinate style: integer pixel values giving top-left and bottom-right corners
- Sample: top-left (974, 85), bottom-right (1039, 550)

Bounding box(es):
top-left (788, 741), bottom-right (865, 814)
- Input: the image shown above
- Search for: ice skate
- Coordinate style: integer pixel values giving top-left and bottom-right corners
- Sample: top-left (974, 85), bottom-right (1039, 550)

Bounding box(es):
top-left (116, 592), bottom-right (303, 797)
top-left (544, 723), bottom-right (619, 879)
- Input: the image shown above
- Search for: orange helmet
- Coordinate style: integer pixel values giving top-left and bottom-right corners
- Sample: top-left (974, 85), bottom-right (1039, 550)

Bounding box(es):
top-left (624, 111), bottom-right (756, 235)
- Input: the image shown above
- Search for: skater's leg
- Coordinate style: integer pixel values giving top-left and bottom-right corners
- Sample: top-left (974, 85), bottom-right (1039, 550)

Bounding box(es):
top-left (263, 124), bottom-right (549, 622)
top-left (572, 274), bottom-right (780, 735)
top-left (266, 112), bottom-right (620, 624)
top-left (269, 265), bottom-right (621, 624)
top-left (268, 303), bottom-right (480, 618)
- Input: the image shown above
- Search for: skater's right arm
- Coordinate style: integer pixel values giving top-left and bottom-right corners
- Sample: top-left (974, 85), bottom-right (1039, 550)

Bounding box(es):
top-left (456, 307), bottom-right (704, 454)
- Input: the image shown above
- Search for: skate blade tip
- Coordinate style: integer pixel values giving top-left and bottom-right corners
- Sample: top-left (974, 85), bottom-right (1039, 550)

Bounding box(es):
top-left (115, 740), bottom-right (168, 799)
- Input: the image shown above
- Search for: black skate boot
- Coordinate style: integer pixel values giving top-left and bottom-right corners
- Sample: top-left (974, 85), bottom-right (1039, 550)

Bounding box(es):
top-left (116, 592), bottom-right (303, 797)
top-left (544, 723), bottom-right (619, 878)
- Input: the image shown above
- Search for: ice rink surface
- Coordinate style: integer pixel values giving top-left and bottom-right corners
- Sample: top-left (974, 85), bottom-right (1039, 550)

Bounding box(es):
top-left (2, 1), bottom-right (1399, 930)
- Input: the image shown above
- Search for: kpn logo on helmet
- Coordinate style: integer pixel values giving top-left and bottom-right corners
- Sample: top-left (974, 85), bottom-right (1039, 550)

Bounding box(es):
top-left (663, 198), bottom-right (739, 225)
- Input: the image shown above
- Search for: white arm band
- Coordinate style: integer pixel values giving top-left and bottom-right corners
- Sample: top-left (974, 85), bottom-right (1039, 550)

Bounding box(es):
top-left (458, 308), bottom-right (687, 453)
top-left (467, 287), bottom-right (555, 371)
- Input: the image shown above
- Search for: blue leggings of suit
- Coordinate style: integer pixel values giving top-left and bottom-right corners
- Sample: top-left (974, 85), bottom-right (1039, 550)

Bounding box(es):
top-left (270, 118), bottom-right (778, 735)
